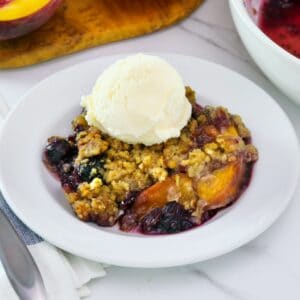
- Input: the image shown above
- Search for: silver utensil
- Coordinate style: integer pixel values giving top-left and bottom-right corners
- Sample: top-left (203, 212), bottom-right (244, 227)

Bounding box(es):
top-left (0, 193), bottom-right (47, 300)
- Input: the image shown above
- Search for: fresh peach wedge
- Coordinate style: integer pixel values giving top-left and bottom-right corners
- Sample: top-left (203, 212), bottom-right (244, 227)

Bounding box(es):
top-left (196, 159), bottom-right (246, 209)
top-left (0, 0), bottom-right (62, 40)
top-left (132, 174), bottom-right (195, 218)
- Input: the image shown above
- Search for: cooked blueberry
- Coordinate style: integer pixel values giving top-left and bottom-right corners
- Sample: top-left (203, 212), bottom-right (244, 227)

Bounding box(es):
top-left (192, 103), bottom-right (203, 118)
top-left (211, 108), bottom-right (231, 130)
top-left (196, 132), bottom-right (214, 147)
top-left (264, 0), bottom-right (295, 21)
top-left (272, 0), bottom-right (294, 9)
top-left (78, 156), bottom-right (105, 182)
top-left (45, 137), bottom-right (73, 165)
top-left (119, 191), bottom-right (141, 210)
top-left (61, 169), bottom-right (81, 193)
top-left (119, 213), bottom-right (139, 232)
top-left (67, 135), bottom-right (76, 145)
top-left (140, 201), bottom-right (194, 234)
top-left (140, 208), bottom-right (162, 233)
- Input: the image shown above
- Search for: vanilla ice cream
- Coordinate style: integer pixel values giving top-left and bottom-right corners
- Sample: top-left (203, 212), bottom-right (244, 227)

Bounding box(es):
top-left (81, 54), bottom-right (192, 145)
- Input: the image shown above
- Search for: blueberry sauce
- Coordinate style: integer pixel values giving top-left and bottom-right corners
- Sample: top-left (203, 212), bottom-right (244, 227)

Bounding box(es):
top-left (258, 0), bottom-right (300, 58)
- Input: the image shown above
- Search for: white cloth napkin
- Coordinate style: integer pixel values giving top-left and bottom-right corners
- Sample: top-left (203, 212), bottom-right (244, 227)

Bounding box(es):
top-left (0, 94), bottom-right (106, 299)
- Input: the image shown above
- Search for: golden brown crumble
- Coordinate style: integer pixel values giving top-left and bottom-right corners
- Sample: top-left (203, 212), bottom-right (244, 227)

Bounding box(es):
top-left (46, 87), bottom-right (258, 228)
top-left (76, 127), bottom-right (109, 162)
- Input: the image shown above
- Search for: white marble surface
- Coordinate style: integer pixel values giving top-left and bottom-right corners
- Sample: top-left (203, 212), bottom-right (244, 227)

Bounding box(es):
top-left (1, 0), bottom-right (300, 299)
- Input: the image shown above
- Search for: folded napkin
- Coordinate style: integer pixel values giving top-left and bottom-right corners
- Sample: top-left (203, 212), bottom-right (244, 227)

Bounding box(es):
top-left (0, 95), bottom-right (106, 300)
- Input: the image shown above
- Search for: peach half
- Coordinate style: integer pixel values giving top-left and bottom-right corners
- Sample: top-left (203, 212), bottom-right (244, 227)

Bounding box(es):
top-left (0, 0), bottom-right (62, 40)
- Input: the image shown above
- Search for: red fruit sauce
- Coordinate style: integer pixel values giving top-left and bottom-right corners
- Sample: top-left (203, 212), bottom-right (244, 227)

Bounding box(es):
top-left (0, 0), bottom-right (11, 8)
top-left (258, 0), bottom-right (300, 58)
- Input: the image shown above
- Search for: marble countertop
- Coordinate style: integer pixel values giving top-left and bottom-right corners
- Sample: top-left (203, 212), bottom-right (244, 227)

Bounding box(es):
top-left (1, 0), bottom-right (300, 299)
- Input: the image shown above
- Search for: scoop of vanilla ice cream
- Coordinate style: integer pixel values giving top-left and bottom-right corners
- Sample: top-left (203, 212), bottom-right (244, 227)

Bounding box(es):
top-left (81, 54), bottom-right (192, 145)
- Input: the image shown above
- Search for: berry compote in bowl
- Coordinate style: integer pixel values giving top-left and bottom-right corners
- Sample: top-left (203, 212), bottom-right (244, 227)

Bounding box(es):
top-left (230, 0), bottom-right (300, 105)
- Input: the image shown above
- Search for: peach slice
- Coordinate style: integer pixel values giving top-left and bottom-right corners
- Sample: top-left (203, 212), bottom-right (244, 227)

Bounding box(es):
top-left (196, 159), bottom-right (246, 209)
top-left (132, 177), bottom-right (176, 218)
top-left (132, 174), bottom-right (195, 218)
top-left (0, 0), bottom-right (62, 40)
top-left (132, 159), bottom-right (247, 218)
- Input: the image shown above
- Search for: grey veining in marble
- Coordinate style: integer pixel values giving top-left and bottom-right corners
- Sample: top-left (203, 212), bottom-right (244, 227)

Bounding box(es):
top-left (190, 268), bottom-right (249, 300)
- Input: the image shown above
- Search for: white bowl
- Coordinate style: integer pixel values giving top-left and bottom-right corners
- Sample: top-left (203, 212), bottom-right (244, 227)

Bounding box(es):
top-left (0, 54), bottom-right (299, 267)
top-left (229, 0), bottom-right (300, 105)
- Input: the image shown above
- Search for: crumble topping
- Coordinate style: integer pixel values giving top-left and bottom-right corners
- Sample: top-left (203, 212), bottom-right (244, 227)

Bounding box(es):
top-left (44, 87), bottom-right (258, 231)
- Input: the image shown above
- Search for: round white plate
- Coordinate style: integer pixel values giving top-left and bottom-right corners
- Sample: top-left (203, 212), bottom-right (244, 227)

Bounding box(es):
top-left (0, 54), bottom-right (299, 268)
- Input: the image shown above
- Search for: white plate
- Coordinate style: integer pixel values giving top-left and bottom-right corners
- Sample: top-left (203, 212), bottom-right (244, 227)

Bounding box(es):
top-left (0, 54), bottom-right (299, 268)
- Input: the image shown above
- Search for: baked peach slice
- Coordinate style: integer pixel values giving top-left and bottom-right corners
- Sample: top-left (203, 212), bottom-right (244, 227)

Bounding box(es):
top-left (196, 159), bottom-right (246, 209)
top-left (0, 0), bottom-right (62, 40)
top-left (132, 159), bottom-right (247, 218)
top-left (132, 174), bottom-right (196, 218)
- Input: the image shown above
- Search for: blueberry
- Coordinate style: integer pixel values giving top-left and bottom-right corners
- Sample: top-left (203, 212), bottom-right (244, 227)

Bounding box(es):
top-left (78, 156), bottom-right (105, 182)
top-left (45, 137), bottom-right (73, 165)
top-left (275, 0), bottom-right (294, 9)
top-left (140, 208), bottom-right (162, 233)
top-left (211, 108), bottom-right (230, 130)
top-left (61, 169), bottom-right (81, 193)
top-left (119, 191), bottom-right (141, 210)
top-left (140, 202), bottom-right (194, 234)
top-left (195, 131), bottom-right (214, 148)
top-left (264, 0), bottom-right (295, 21)
top-left (119, 213), bottom-right (138, 232)
top-left (192, 103), bottom-right (203, 118)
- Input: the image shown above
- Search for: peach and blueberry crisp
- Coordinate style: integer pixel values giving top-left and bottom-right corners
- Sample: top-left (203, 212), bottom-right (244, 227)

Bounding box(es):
top-left (43, 87), bottom-right (258, 234)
